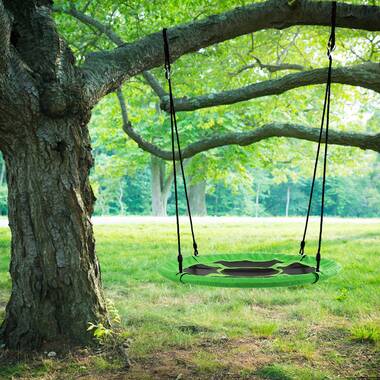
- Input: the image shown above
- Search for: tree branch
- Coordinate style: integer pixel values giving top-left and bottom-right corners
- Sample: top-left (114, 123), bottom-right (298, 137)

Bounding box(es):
top-left (81, 0), bottom-right (94, 14)
top-left (161, 63), bottom-right (380, 112)
top-left (275, 28), bottom-right (300, 64)
top-left (230, 56), bottom-right (305, 76)
top-left (53, 5), bottom-right (167, 103)
top-left (81, 0), bottom-right (380, 104)
top-left (142, 71), bottom-right (167, 98)
top-left (116, 88), bottom-right (172, 159)
top-left (116, 88), bottom-right (380, 160)
top-left (54, 5), bottom-right (124, 45)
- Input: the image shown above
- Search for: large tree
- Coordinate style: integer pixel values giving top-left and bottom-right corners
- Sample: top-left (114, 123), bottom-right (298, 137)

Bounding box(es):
top-left (0, 0), bottom-right (379, 349)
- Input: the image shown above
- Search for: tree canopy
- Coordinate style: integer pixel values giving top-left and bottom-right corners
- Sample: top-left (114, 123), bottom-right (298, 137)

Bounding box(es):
top-left (52, 0), bottom-right (380, 217)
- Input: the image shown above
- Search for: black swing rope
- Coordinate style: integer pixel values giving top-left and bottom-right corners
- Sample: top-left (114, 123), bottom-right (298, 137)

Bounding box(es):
top-left (163, 28), bottom-right (199, 274)
top-left (299, 1), bottom-right (336, 273)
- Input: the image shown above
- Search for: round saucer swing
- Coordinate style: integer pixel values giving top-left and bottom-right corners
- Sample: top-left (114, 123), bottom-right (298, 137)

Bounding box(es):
top-left (159, 253), bottom-right (340, 288)
top-left (159, 3), bottom-right (340, 288)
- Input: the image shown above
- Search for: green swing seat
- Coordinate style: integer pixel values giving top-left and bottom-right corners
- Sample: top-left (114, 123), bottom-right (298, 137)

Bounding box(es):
top-left (159, 252), bottom-right (340, 288)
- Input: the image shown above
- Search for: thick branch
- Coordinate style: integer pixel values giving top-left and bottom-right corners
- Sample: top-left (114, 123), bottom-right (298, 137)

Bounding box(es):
top-left (82, 0), bottom-right (380, 104)
top-left (4, 1), bottom-right (74, 88)
top-left (117, 89), bottom-right (380, 160)
top-left (161, 63), bottom-right (380, 112)
top-left (129, 122), bottom-right (380, 160)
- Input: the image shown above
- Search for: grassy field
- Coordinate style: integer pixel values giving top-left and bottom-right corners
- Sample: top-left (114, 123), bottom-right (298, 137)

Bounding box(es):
top-left (0, 219), bottom-right (379, 379)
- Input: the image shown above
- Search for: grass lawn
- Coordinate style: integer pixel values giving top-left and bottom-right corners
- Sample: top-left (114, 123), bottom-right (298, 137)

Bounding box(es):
top-left (0, 219), bottom-right (379, 379)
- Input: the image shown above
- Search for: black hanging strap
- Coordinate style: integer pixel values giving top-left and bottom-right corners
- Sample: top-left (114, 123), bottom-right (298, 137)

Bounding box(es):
top-left (299, 83), bottom-right (330, 257)
top-left (299, 1), bottom-right (336, 273)
top-left (163, 28), bottom-right (199, 273)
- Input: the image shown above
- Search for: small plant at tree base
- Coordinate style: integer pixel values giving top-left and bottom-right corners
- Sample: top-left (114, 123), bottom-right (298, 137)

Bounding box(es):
top-left (87, 300), bottom-right (131, 368)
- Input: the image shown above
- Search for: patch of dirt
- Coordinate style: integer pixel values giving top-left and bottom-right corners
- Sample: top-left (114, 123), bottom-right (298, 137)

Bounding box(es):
top-left (0, 348), bottom-right (129, 380)
top-left (310, 325), bottom-right (380, 378)
top-left (1, 330), bottom-right (379, 379)
top-left (124, 331), bottom-right (380, 380)
top-left (125, 337), bottom-right (286, 379)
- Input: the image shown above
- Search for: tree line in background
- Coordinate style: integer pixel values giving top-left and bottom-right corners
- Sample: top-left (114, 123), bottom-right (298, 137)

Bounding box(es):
top-left (91, 156), bottom-right (380, 218)
top-left (85, 82), bottom-right (380, 218)
top-left (1, 151), bottom-right (379, 218)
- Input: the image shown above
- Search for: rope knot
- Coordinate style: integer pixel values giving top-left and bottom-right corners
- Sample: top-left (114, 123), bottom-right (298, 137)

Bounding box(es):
top-left (193, 242), bottom-right (199, 256)
top-left (299, 240), bottom-right (306, 255)
top-left (164, 65), bottom-right (171, 80)
top-left (177, 254), bottom-right (183, 273)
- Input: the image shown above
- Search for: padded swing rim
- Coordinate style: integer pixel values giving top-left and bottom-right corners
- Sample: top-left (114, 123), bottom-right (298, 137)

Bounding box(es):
top-left (158, 252), bottom-right (340, 288)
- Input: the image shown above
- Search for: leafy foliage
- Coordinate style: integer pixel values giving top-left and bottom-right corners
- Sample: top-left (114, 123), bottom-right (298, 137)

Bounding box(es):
top-left (7, 1), bottom-right (379, 217)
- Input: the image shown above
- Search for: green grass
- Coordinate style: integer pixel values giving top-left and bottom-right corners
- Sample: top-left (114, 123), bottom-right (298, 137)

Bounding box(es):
top-left (257, 363), bottom-right (330, 380)
top-left (350, 320), bottom-right (380, 344)
top-left (0, 219), bottom-right (379, 379)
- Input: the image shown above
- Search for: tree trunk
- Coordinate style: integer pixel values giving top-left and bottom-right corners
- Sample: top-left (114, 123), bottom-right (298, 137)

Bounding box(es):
top-left (118, 182), bottom-right (125, 215)
top-left (151, 156), bottom-right (169, 216)
top-left (285, 185), bottom-right (291, 217)
top-left (0, 116), bottom-right (107, 350)
top-left (0, 158), bottom-right (5, 185)
top-left (0, 0), bottom-right (109, 349)
top-left (255, 183), bottom-right (260, 218)
top-left (189, 180), bottom-right (207, 216)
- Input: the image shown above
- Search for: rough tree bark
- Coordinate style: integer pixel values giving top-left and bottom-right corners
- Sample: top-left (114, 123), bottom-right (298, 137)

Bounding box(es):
top-left (0, 1), bottom-right (107, 349)
top-left (1, 116), bottom-right (106, 349)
